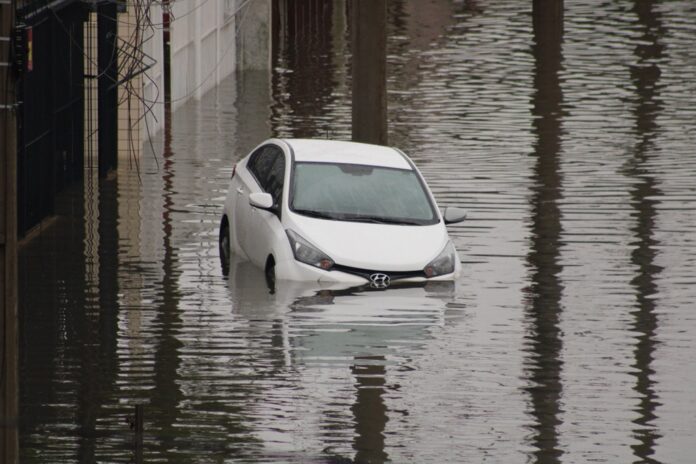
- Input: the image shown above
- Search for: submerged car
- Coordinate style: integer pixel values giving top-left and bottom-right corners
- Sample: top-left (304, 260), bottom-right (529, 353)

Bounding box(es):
top-left (219, 139), bottom-right (466, 288)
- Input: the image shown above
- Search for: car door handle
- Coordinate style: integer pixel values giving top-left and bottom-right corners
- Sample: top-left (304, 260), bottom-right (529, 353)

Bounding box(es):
top-left (236, 187), bottom-right (244, 195)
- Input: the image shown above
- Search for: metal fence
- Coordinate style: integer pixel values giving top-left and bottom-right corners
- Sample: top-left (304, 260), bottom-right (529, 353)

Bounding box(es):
top-left (15, 1), bottom-right (118, 237)
top-left (16, 3), bottom-right (86, 236)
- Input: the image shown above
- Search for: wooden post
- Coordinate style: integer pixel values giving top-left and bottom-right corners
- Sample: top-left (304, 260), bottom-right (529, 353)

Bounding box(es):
top-left (1, 1), bottom-right (19, 461)
top-left (351, 0), bottom-right (387, 145)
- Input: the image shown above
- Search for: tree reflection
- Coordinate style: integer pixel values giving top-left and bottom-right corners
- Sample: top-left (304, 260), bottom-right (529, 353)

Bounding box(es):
top-left (526, 1), bottom-right (564, 463)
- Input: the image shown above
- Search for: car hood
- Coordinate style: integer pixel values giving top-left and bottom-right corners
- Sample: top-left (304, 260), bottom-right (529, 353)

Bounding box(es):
top-left (287, 215), bottom-right (449, 271)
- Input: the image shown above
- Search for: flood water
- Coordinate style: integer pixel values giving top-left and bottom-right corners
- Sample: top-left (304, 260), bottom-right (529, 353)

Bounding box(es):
top-left (18, 1), bottom-right (696, 463)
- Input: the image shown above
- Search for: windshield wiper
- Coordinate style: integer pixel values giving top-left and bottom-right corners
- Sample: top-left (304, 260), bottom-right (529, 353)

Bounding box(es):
top-left (294, 209), bottom-right (423, 225)
top-left (293, 209), bottom-right (338, 220)
top-left (342, 215), bottom-right (422, 225)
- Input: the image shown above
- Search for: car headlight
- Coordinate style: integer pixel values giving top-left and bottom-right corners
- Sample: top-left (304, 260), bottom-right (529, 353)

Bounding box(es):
top-left (286, 229), bottom-right (334, 270)
top-left (424, 241), bottom-right (457, 277)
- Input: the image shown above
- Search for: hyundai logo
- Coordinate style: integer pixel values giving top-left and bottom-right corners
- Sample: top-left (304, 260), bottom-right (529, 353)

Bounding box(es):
top-left (369, 273), bottom-right (391, 289)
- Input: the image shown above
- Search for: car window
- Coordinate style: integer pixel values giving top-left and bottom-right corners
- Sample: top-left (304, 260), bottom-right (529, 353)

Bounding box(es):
top-left (247, 146), bottom-right (276, 187)
top-left (247, 145), bottom-right (285, 208)
top-left (265, 151), bottom-right (285, 206)
top-left (291, 162), bottom-right (438, 225)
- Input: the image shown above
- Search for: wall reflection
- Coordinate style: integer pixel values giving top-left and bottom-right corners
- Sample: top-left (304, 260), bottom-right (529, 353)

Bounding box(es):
top-left (525, 2), bottom-right (565, 463)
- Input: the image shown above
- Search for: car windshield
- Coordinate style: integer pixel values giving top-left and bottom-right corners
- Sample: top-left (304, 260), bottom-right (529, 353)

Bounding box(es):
top-left (290, 162), bottom-right (438, 225)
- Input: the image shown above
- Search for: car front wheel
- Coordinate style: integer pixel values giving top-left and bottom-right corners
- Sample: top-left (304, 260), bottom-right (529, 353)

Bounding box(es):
top-left (265, 256), bottom-right (276, 293)
top-left (219, 218), bottom-right (231, 276)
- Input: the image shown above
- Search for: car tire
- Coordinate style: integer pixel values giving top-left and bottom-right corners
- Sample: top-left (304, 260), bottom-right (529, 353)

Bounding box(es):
top-left (265, 257), bottom-right (276, 293)
top-left (219, 218), bottom-right (231, 276)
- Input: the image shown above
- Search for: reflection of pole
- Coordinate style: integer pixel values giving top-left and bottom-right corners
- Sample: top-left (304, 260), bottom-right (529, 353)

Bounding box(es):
top-left (533, 0), bottom-right (563, 41)
top-left (351, 0), bottom-right (387, 145)
top-left (628, 1), bottom-right (663, 460)
top-left (351, 357), bottom-right (388, 463)
top-left (1, 0), bottom-right (19, 460)
top-left (149, 105), bottom-right (183, 460)
top-left (133, 404), bottom-right (144, 464)
top-left (527, 1), bottom-right (564, 463)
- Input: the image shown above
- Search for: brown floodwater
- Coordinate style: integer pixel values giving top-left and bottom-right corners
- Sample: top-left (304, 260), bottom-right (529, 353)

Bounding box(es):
top-left (19, 1), bottom-right (696, 462)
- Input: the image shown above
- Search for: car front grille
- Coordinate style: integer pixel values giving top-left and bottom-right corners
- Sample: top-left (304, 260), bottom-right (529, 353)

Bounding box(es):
top-left (331, 263), bottom-right (427, 281)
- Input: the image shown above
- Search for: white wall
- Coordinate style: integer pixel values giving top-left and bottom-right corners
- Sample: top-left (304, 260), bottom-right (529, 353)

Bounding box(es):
top-left (141, 2), bottom-right (165, 137)
top-left (169, 0), bottom-right (240, 111)
top-left (141, 0), bottom-right (270, 136)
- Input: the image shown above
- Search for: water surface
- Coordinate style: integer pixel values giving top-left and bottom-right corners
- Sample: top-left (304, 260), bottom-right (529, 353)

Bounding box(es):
top-left (19, 1), bottom-right (696, 462)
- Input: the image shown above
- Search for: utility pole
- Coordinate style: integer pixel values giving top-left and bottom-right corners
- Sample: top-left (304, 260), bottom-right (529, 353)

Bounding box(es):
top-left (0, 0), bottom-right (19, 461)
top-left (351, 0), bottom-right (387, 145)
top-left (97, 0), bottom-right (118, 177)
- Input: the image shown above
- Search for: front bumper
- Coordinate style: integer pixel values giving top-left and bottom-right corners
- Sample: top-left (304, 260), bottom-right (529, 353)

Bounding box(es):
top-left (275, 259), bottom-right (458, 287)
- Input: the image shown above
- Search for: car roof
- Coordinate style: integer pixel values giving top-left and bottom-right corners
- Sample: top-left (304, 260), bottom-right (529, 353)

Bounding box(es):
top-left (280, 139), bottom-right (413, 170)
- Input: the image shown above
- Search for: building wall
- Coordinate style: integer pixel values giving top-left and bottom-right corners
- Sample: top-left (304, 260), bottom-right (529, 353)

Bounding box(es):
top-left (169, 0), bottom-right (237, 111)
top-left (136, 0), bottom-right (271, 139)
top-left (141, 2), bottom-right (165, 140)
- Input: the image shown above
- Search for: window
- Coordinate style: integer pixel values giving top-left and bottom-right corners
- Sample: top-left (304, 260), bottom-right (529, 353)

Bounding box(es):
top-left (291, 162), bottom-right (438, 225)
top-left (247, 145), bottom-right (285, 207)
top-left (265, 153), bottom-right (285, 206)
top-left (248, 146), bottom-right (276, 187)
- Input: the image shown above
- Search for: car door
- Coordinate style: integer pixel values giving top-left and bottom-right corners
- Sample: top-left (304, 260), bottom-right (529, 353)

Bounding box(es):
top-left (240, 144), bottom-right (286, 267)
top-left (234, 145), bottom-right (274, 260)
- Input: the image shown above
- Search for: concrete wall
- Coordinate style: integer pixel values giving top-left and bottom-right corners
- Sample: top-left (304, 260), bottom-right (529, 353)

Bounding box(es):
top-left (141, 2), bottom-right (165, 138)
top-left (170, 0), bottom-right (235, 110)
top-left (139, 0), bottom-right (270, 138)
top-left (236, 0), bottom-right (271, 71)
top-left (118, 6), bottom-right (143, 162)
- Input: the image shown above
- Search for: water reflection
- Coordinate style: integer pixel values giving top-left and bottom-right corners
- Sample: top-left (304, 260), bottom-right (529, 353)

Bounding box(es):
top-left (525, 2), bottom-right (564, 463)
top-left (272, 0), bottom-right (341, 139)
top-left (148, 110), bottom-right (185, 459)
top-left (17, 1), bottom-right (696, 462)
top-left (626, 0), bottom-right (664, 460)
top-left (226, 257), bottom-right (455, 462)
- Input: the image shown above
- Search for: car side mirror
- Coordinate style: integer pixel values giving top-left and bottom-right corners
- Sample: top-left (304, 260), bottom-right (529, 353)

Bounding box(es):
top-left (249, 192), bottom-right (274, 210)
top-left (441, 207), bottom-right (467, 225)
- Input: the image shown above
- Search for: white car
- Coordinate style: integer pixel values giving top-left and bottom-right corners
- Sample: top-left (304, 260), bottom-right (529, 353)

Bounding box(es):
top-left (219, 139), bottom-right (466, 288)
